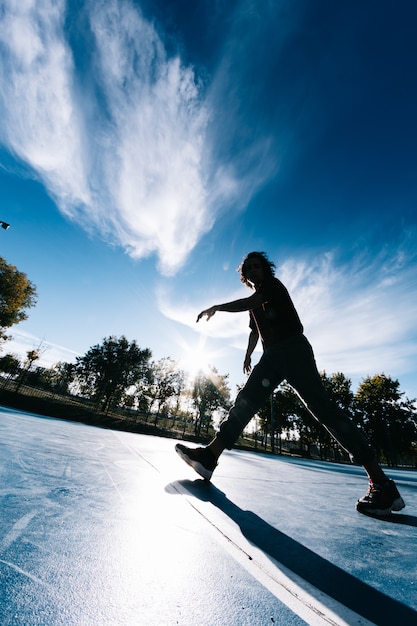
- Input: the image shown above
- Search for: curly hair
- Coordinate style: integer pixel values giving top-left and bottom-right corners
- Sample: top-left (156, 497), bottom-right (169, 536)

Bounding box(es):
top-left (238, 251), bottom-right (276, 288)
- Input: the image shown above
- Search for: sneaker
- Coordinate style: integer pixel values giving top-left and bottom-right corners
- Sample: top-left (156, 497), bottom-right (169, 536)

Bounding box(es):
top-left (175, 443), bottom-right (217, 480)
top-left (356, 479), bottom-right (405, 516)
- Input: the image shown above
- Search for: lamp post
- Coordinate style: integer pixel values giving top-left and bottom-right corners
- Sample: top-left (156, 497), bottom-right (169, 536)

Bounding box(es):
top-left (0, 221), bottom-right (10, 230)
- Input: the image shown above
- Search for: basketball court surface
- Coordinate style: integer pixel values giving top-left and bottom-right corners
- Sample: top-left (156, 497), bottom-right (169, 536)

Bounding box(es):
top-left (0, 406), bottom-right (416, 625)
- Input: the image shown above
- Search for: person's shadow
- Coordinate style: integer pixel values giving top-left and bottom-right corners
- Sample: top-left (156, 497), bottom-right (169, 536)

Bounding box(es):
top-left (166, 479), bottom-right (417, 626)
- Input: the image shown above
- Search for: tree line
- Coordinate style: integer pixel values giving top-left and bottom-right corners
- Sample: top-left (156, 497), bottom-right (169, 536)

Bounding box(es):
top-left (0, 336), bottom-right (232, 437)
top-left (1, 254), bottom-right (416, 465)
top-left (258, 372), bottom-right (417, 466)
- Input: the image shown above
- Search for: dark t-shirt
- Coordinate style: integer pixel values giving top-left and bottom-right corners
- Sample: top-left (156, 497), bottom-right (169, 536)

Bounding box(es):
top-left (249, 276), bottom-right (303, 348)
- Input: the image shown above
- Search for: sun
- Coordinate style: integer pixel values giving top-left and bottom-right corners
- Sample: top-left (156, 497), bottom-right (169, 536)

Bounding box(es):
top-left (179, 336), bottom-right (213, 379)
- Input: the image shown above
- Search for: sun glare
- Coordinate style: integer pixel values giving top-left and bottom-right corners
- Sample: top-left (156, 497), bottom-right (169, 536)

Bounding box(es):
top-left (179, 336), bottom-right (213, 379)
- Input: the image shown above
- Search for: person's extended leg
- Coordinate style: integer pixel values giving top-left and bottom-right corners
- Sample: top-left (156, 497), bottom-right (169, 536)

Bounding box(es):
top-left (175, 345), bottom-right (284, 479)
top-left (285, 335), bottom-right (405, 515)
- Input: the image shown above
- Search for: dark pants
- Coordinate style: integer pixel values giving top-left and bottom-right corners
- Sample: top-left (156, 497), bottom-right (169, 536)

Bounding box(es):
top-left (218, 334), bottom-right (375, 465)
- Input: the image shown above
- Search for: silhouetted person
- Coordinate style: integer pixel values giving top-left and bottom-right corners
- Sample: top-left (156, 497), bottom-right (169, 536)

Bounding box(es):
top-left (176, 251), bottom-right (405, 516)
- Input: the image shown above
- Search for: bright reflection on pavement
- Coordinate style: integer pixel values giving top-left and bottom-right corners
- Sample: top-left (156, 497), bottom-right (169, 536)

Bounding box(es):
top-left (1, 407), bottom-right (416, 625)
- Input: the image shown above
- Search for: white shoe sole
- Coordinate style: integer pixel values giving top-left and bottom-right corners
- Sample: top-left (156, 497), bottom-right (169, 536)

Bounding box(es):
top-left (357, 496), bottom-right (405, 516)
top-left (175, 445), bottom-right (214, 480)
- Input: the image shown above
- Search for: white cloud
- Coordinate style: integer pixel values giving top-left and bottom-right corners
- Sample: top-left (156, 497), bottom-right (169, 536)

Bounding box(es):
top-left (156, 282), bottom-right (250, 343)
top-left (3, 330), bottom-right (80, 368)
top-left (0, 0), bottom-right (90, 206)
top-left (279, 245), bottom-right (417, 379)
top-left (0, 0), bottom-right (244, 275)
top-left (86, 1), bottom-right (214, 273)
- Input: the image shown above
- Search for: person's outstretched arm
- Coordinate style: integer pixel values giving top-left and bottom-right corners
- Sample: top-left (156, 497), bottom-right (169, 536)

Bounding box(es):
top-left (196, 292), bottom-right (264, 322)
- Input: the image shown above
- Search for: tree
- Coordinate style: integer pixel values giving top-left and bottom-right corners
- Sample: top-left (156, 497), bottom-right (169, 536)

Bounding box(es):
top-left (146, 357), bottom-right (186, 425)
top-left (0, 353), bottom-right (21, 376)
top-left (258, 383), bottom-right (298, 451)
top-left (319, 371), bottom-right (356, 460)
top-left (15, 349), bottom-right (41, 392)
top-left (41, 361), bottom-right (77, 394)
top-left (355, 374), bottom-right (417, 466)
top-left (258, 373), bottom-right (356, 460)
top-left (192, 367), bottom-right (231, 437)
top-left (75, 336), bottom-right (152, 413)
top-left (0, 257), bottom-right (37, 343)
top-left (321, 371), bottom-right (354, 414)
top-left (283, 386), bottom-right (320, 457)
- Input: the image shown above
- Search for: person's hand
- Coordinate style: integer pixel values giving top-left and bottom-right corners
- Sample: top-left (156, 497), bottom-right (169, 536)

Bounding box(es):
top-left (243, 355), bottom-right (252, 374)
top-left (196, 306), bottom-right (217, 322)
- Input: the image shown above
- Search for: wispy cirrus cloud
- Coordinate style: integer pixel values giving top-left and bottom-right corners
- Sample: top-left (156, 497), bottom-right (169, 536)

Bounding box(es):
top-left (0, 0), bottom-right (273, 275)
top-left (85, 1), bottom-right (214, 273)
top-left (0, 0), bottom-right (210, 274)
top-left (6, 330), bottom-right (80, 368)
top-left (283, 243), bottom-right (417, 378)
top-left (0, 0), bottom-right (90, 204)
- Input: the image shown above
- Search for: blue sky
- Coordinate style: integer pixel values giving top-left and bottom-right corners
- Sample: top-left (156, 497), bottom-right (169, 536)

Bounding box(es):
top-left (0, 0), bottom-right (416, 401)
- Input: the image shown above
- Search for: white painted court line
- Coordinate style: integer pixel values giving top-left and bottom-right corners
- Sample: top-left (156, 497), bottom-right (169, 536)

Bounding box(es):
top-left (0, 511), bottom-right (38, 552)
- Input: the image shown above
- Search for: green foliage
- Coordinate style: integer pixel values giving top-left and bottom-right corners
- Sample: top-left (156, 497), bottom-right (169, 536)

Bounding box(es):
top-left (274, 383), bottom-right (323, 455)
top-left (75, 335), bottom-right (152, 413)
top-left (259, 381), bottom-right (317, 445)
top-left (258, 382), bottom-right (299, 433)
top-left (318, 371), bottom-right (356, 458)
top-left (192, 367), bottom-right (231, 436)
top-left (40, 361), bottom-right (77, 393)
top-left (257, 372), bottom-right (417, 464)
top-left (355, 374), bottom-right (417, 465)
top-left (146, 357), bottom-right (186, 422)
top-left (0, 256), bottom-right (37, 341)
top-left (321, 371), bottom-right (354, 414)
top-left (15, 349), bottom-right (41, 392)
top-left (0, 353), bottom-right (21, 375)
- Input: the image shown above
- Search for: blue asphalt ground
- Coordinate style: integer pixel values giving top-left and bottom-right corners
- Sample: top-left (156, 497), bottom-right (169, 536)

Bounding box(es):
top-left (1, 406), bottom-right (416, 626)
